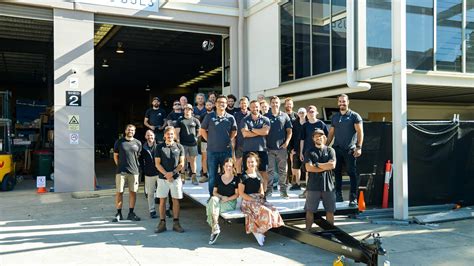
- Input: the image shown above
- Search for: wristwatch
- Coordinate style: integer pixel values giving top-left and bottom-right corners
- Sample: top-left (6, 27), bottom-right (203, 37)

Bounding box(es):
top-left (356, 145), bottom-right (362, 149)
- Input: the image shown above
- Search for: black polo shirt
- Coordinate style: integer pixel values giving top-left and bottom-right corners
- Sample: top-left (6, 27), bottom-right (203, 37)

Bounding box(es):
top-left (304, 146), bottom-right (336, 192)
top-left (145, 107), bottom-right (166, 128)
top-left (331, 110), bottom-right (363, 150)
top-left (201, 112), bottom-right (237, 152)
top-left (265, 111), bottom-right (292, 150)
top-left (155, 142), bottom-right (184, 180)
top-left (234, 109), bottom-right (250, 148)
top-left (301, 120), bottom-right (329, 153)
top-left (193, 106), bottom-right (207, 122)
top-left (241, 114), bottom-right (270, 152)
top-left (166, 111), bottom-right (183, 127)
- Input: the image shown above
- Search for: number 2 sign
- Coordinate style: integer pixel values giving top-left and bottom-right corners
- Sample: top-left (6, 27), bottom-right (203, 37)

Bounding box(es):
top-left (66, 91), bottom-right (81, 106)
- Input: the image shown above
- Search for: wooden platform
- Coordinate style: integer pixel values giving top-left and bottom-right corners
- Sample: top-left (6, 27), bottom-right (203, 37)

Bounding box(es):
top-left (182, 182), bottom-right (358, 222)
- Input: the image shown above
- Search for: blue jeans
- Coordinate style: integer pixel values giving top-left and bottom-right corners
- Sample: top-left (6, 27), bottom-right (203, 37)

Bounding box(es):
top-left (334, 146), bottom-right (358, 201)
top-left (206, 149), bottom-right (232, 195)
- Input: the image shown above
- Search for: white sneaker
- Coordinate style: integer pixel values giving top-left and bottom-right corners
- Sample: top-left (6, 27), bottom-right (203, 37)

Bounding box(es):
top-left (253, 232), bottom-right (264, 246)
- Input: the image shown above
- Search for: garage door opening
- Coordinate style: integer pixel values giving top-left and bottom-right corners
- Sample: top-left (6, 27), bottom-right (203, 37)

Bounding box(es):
top-left (0, 15), bottom-right (53, 192)
top-left (93, 23), bottom-right (224, 185)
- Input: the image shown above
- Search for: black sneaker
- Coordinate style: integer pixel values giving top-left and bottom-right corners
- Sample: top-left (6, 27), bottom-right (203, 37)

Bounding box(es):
top-left (289, 184), bottom-right (301, 191)
top-left (112, 212), bottom-right (123, 222)
top-left (349, 200), bottom-right (358, 207)
top-left (166, 209), bottom-right (172, 218)
top-left (150, 211), bottom-right (158, 219)
top-left (127, 212), bottom-right (141, 221)
top-left (336, 192), bottom-right (344, 202)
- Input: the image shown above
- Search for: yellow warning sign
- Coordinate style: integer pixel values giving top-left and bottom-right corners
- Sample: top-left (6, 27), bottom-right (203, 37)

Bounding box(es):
top-left (68, 115), bottom-right (80, 131)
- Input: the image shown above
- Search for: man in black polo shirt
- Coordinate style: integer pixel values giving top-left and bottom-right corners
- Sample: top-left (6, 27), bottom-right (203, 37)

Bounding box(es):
top-left (165, 100), bottom-right (183, 127)
top-left (284, 97), bottom-right (298, 186)
top-left (112, 124), bottom-right (142, 222)
top-left (327, 94), bottom-right (364, 206)
top-left (233, 97), bottom-right (250, 174)
top-left (305, 129), bottom-right (337, 226)
top-left (154, 126), bottom-right (185, 233)
top-left (176, 104), bottom-right (201, 185)
top-left (265, 96), bottom-right (292, 199)
top-left (241, 100), bottom-right (270, 191)
top-left (144, 97), bottom-right (166, 143)
top-left (226, 94), bottom-right (238, 115)
top-left (200, 95), bottom-right (237, 195)
top-left (140, 130), bottom-right (160, 219)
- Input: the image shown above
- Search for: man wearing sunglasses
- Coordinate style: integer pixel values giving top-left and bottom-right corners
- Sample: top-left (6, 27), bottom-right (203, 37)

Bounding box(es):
top-left (165, 100), bottom-right (184, 128)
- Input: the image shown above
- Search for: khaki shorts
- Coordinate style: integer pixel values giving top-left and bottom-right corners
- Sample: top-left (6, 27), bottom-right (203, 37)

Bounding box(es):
top-left (157, 178), bottom-right (183, 199)
top-left (115, 173), bottom-right (139, 193)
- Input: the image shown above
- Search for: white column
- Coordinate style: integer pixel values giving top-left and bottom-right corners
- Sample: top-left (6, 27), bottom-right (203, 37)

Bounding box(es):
top-left (54, 9), bottom-right (95, 192)
top-left (391, 0), bottom-right (409, 220)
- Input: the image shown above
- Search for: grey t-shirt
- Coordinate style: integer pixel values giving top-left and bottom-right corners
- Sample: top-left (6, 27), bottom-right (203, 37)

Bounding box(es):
top-left (201, 112), bottom-right (237, 152)
top-left (304, 146), bottom-right (336, 192)
top-left (114, 138), bottom-right (142, 175)
top-left (265, 111), bottom-right (292, 150)
top-left (176, 116), bottom-right (201, 146)
top-left (241, 114), bottom-right (270, 152)
top-left (331, 110), bottom-right (363, 150)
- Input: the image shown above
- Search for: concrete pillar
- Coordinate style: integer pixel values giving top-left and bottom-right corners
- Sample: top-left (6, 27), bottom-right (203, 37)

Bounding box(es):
top-left (391, 0), bottom-right (409, 220)
top-left (53, 9), bottom-right (95, 192)
top-left (229, 24), bottom-right (240, 97)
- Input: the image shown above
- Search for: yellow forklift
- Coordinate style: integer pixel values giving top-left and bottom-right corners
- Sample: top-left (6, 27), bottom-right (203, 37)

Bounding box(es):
top-left (0, 118), bottom-right (16, 191)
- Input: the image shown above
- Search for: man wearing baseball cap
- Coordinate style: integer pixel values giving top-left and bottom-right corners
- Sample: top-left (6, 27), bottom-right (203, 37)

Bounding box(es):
top-left (304, 129), bottom-right (337, 227)
top-left (144, 97), bottom-right (167, 143)
top-left (175, 104), bottom-right (201, 185)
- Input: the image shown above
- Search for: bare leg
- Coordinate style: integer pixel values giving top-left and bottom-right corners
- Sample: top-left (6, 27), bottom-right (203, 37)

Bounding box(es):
top-left (129, 191), bottom-right (136, 208)
top-left (159, 198), bottom-right (167, 219)
top-left (235, 157), bottom-right (242, 174)
top-left (189, 156), bottom-right (197, 173)
top-left (326, 212), bottom-right (334, 225)
top-left (292, 168), bottom-right (301, 185)
top-left (305, 211), bottom-right (314, 231)
top-left (202, 152), bottom-right (208, 174)
top-left (115, 193), bottom-right (123, 209)
top-left (172, 198), bottom-right (180, 219)
top-left (260, 171), bottom-right (269, 192)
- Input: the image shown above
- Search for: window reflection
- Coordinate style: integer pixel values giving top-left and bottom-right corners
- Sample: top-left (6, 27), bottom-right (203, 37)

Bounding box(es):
top-left (281, 0), bottom-right (294, 81)
top-left (436, 0), bottom-right (462, 72)
top-left (407, 0), bottom-right (434, 70)
top-left (466, 1), bottom-right (474, 73)
top-left (295, 0), bottom-right (311, 78)
top-left (332, 0), bottom-right (346, 70)
top-left (312, 0), bottom-right (330, 75)
top-left (366, 0), bottom-right (392, 66)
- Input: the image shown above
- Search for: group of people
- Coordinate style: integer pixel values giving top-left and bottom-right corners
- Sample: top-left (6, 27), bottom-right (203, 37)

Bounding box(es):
top-left (111, 92), bottom-right (364, 246)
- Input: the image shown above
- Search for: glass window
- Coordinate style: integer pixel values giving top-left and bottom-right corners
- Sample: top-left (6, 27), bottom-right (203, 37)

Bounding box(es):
top-left (331, 0), bottom-right (347, 70)
top-left (467, 1), bottom-right (474, 73)
top-left (436, 0), bottom-right (462, 72)
top-left (406, 0), bottom-right (434, 70)
top-left (312, 0), bottom-right (330, 75)
top-left (295, 0), bottom-right (311, 78)
top-left (366, 0), bottom-right (392, 66)
top-left (223, 37), bottom-right (230, 87)
top-left (281, 0), bottom-right (294, 81)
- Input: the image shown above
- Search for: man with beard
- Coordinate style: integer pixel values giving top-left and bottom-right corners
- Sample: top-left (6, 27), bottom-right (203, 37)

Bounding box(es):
top-left (165, 100), bottom-right (184, 127)
top-left (226, 94), bottom-right (237, 115)
top-left (112, 124), bottom-right (142, 222)
top-left (290, 107), bottom-right (307, 192)
top-left (284, 97), bottom-right (298, 187)
top-left (233, 97), bottom-right (250, 174)
top-left (305, 129), bottom-right (337, 226)
top-left (144, 97), bottom-right (166, 143)
top-left (193, 93), bottom-right (207, 121)
top-left (176, 104), bottom-right (201, 185)
top-left (265, 96), bottom-right (292, 199)
top-left (154, 126), bottom-right (185, 233)
top-left (140, 130), bottom-right (160, 219)
top-left (241, 100), bottom-right (270, 191)
top-left (326, 94), bottom-right (364, 207)
top-left (198, 101), bottom-right (215, 183)
top-left (200, 95), bottom-right (237, 195)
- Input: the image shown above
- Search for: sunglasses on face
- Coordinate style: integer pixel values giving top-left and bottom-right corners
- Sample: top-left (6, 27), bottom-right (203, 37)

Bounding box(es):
top-left (173, 103), bottom-right (180, 106)
top-left (308, 110), bottom-right (316, 113)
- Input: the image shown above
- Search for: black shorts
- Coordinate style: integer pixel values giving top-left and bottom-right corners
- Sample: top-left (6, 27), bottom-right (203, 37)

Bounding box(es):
top-left (292, 153), bottom-right (303, 169)
top-left (304, 190), bottom-right (336, 213)
top-left (243, 151), bottom-right (268, 172)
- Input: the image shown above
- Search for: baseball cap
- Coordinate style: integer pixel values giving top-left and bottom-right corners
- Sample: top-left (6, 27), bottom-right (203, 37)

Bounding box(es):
top-left (312, 129), bottom-right (325, 136)
top-left (184, 104), bottom-right (193, 110)
top-left (152, 97), bottom-right (160, 101)
top-left (297, 107), bottom-right (307, 113)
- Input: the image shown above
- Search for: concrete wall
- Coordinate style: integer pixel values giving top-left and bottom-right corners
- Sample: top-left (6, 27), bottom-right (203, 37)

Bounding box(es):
top-left (54, 9), bottom-right (95, 192)
top-left (246, 2), bottom-right (280, 98)
top-left (295, 98), bottom-right (474, 120)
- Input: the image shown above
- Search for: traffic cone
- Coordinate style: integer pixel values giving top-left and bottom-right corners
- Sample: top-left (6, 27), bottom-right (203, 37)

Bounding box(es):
top-left (358, 190), bottom-right (366, 212)
top-left (37, 187), bottom-right (47, 194)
